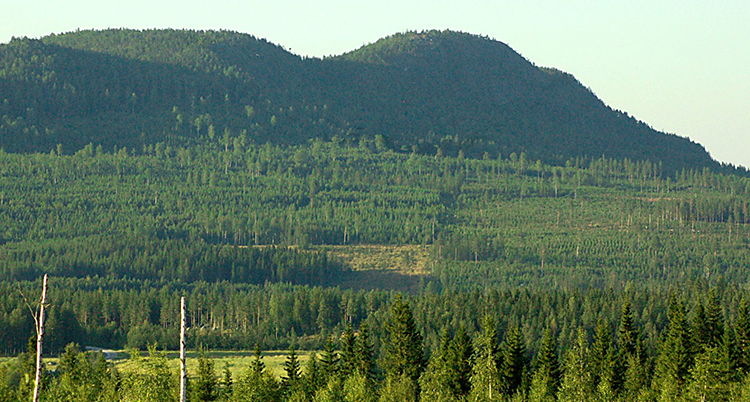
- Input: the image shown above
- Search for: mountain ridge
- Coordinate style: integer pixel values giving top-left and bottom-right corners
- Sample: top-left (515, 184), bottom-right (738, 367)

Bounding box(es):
top-left (0, 28), bottom-right (732, 173)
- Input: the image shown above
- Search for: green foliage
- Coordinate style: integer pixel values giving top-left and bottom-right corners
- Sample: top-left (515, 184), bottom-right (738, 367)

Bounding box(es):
top-left (192, 347), bottom-right (218, 401)
top-left (0, 29), bottom-right (729, 176)
top-left (468, 316), bottom-right (502, 402)
top-left (557, 329), bottom-right (593, 402)
top-left (120, 346), bottom-right (177, 402)
top-left (382, 295), bottom-right (425, 385)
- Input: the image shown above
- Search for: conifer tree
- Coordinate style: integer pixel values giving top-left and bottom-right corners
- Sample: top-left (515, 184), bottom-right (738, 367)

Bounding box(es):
top-left (590, 320), bottom-right (616, 391)
top-left (500, 324), bottom-right (526, 397)
top-left (654, 295), bottom-right (694, 401)
top-left (533, 328), bottom-right (560, 398)
top-left (718, 324), bottom-right (739, 382)
top-left (468, 316), bottom-right (502, 402)
top-left (686, 346), bottom-right (731, 402)
top-left (736, 297), bottom-right (750, 373)
top-left (705, 290), bottom-right (725, 348)
top-left (343, 371), bottom-right (377, 402)
top-left (693, 300), bottom-right (709, 348)
top-left (419, 330), bottom-right (459, 402)
top-left (618, 302), bottom-right (637, 358)
top-left (320, 335), bottom-right (340, 382)
top-left (616, 301), bottom-right (643, 393)
top-left (193, 347), bottom-right (218, 402)
top-left (557, 328), bottom-right (593, 402)
top-left (235, 345), bottom-right (280, 402)
top-left (283, 344), bottom-right (302, 392)
top-left (354, 322), bottom-right (377, 383)
top-left (250, 343), bottom-right (266, 375)
top-left (221, 362), bottom-right (233, 399)
top-left (303, 353), bottom-right (324, 397)
top-left (340, 324), bottom-right (357, 378)
top-left (383, 294), bottom-right (425, 385)
top-left (447, 325), bottom-right (473, 398)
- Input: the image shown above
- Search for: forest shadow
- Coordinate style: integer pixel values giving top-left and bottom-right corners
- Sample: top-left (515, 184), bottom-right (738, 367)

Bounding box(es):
top-left (332, 270), bottom-right (430, 293)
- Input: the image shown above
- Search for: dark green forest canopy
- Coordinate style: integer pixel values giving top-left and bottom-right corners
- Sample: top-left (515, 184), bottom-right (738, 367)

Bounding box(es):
top-left (0, 28), bottom-right (737, 174)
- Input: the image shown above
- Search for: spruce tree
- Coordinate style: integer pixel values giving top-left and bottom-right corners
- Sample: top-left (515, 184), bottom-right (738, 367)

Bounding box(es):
top-left (419, 331), bottom-right (458, 402)
top-left (468, 316), bottom-right (502, 402)
top-left (340, 324), bottom-right (357, 378)
top-left (354, 322), bottom-right (377, 383)
top-left (686, 346), bottom-right (730, 402)
top-left (500, 324), bottom-right (526, 397)
top-left (303, 353), bottom-right (323, 397)
top-left (383, 294), bottom-right (425, 384)
top-left (534, 328), bottom-right (561, 395)
top-left (557, 328), bottom-right (593, 402)
top-left (705, 290), bottom-right (725, 348)
top-left (193, 347), bottom-right (218, 402)
top-left (221, 362), bottom-right (233, 399)
top-left (654, 295), bottom-right (694, 401)
top-left (590, 320), bottom-right (616, 391)
top-left (618, 302), bottom-right (637, 358)
top-left (283, 344), bottom-right (302, 392)
top-left (250, 343), bottom-right (266, 375)
top-left (736, 297), bottom-right (750, 373)
top-left (447, 325), bottom-right (473, 398)
top-left (320, 335), bottom-right (340, 382)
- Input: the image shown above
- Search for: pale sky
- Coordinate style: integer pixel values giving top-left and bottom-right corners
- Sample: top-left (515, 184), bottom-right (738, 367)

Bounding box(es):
top-left (2, 0), bottom-right (749, 168)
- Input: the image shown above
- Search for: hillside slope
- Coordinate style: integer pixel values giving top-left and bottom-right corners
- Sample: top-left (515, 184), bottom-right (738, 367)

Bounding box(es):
top-left (0, 29), bottom-right (720, 172)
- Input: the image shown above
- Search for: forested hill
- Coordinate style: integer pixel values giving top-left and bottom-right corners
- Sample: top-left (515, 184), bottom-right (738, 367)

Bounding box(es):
top-left (0, 29), bottom-right (727, 173)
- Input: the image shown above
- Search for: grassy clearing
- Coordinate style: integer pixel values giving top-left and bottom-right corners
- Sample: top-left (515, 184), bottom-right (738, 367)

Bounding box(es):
top-left (322, 244), bottom-right (433, 291)
top-left (2, 350), bottom-right (315, 381)
top-left (111, 349), bottom-right (314, 379)
top-left (323, 244), bottom-right (431, 275)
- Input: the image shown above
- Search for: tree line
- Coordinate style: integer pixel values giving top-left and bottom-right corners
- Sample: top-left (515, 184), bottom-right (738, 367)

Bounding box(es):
top-left (3, 290), bottom-right (750, 401)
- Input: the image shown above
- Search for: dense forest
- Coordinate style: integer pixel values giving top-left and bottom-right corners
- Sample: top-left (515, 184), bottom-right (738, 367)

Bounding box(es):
top-left (0, 137), bottom-right (748, 400)
top-left (1, 28), bottom-right (750, 402)
top-left (0, 29), bottom-right (736, 174)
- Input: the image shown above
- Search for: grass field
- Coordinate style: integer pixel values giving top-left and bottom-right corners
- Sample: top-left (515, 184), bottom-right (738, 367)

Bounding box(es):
top-left (0, 349), bottom-right (315, 381)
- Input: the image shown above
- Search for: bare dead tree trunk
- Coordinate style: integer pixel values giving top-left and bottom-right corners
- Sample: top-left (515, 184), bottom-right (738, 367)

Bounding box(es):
top-left (180, 296), bottom-right (187, 402)
top-left (33, 274), bottom-right (48, 402)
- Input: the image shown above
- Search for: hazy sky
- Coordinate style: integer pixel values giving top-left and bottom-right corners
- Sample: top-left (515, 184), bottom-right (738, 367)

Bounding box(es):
top-left (3, 0), bottom-right (749, 168)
